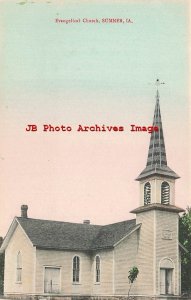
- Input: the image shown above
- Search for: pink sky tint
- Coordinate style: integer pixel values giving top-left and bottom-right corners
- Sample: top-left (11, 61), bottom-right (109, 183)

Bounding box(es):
top-left (0, 96), bottom-right (190, 237)
top-left (0, 0), bottom-right (190, 238)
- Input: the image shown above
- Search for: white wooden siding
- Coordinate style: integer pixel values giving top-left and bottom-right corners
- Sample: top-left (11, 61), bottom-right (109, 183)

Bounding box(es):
top-left (136, 210), bottom-right (155, 295)
top-left (114, 230), bottom-right (138, 295)
top-left (4, 224), bottom-right (36, 295)
top-left (155, 210), bottom-right (179, 296)
top-left (91, 250), bottom-right (113, 296)
top-left (35, 249), bottom-right (92, 295)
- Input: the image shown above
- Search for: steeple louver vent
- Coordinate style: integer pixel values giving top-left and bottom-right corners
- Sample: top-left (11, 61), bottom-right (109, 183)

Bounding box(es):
top-left (161, 182), bottom-right (170, 205)
top-left (144, 182), bottom-right (151, 205)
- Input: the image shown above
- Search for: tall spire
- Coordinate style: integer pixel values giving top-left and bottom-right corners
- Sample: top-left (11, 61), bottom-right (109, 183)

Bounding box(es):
top-left (146, 89), bottom-right (167, 168)
top-left (136, 84), bottom-right (179, 181)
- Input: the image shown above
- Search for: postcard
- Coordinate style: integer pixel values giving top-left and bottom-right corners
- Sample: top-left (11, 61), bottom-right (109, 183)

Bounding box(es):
top-left (0, 0), bottom-right (190, 299)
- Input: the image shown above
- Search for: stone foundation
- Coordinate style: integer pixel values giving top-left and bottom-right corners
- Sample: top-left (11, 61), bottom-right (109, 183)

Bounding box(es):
top-left (3, 295), bottom-right (190, 300)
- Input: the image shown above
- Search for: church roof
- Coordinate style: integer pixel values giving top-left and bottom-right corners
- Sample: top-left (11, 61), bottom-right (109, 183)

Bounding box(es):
top-left (136, 89), bottom-right (179, 180)
top-left (7, 217), bottom-right (138, 251)
top-left (130, 203), bottom-right (184, 214)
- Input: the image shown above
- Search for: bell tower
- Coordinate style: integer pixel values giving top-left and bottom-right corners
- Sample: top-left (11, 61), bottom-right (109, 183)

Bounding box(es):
top-left (131, 81), bottom-right (184, 298)
top-left (137, 87), bottom-right (179, 207)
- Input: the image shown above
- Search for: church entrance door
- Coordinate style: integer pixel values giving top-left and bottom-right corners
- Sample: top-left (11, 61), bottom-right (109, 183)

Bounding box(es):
top-left (44, 267), bottom-right (60, 293)
top-left (160, 268), bottom-right (173, 295)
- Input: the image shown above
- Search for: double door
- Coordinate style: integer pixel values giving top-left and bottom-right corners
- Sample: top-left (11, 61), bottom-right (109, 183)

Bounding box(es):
top-left (44, 267), bottom-right (60, 293)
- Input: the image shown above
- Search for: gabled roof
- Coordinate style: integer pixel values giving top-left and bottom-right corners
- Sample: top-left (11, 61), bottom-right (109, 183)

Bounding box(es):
top-left (91, 219), bottom-right (139, 250)
top-left (1, 217), bottom-right (139, 252)
top-left (17, 217), bottom-right (101, 251)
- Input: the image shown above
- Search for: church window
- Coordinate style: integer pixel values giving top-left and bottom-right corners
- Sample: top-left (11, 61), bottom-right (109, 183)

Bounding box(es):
top-left (73, 256), bottom-right (80, 283)
top-left (161, 182), bottom-right (170, 205)
top-left (95, 255), bottom-right (100, 283)
top-left (16, 251), bottom-right (22, 282)
top-left (144, 182), bottom-right (151, 205)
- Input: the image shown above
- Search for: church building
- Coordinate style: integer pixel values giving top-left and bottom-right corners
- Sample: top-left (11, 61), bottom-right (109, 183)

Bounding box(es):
top-left (0, 88), bottom-right (185, 299)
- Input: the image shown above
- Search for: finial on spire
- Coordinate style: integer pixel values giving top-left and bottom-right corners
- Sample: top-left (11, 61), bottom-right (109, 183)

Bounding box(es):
top-left (136, 81), bottom-right (180, 181)
top-left (155, 79), bottom-right (165, 99)
top-left (155, 79), bottom-right (165, 87)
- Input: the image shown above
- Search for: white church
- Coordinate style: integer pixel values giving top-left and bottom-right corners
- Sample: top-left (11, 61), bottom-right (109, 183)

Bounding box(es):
top-left (0, 88), bottom-right (185, 299)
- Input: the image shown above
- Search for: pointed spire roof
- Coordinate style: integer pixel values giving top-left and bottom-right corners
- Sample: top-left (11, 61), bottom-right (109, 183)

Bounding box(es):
top-left (146, 89), bottom-right (167, 167)
top-left (136, 88), bottom-right (179, 181)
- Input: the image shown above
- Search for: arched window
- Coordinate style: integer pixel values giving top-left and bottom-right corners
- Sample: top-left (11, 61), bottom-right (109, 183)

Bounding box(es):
top-left (161, 182), bottom-right (170, 205)
top-left (16, 251), bottom-right (22, 282)
top-left (95, 255), bottom-right (100, 283)
top-left (73, 256), bottom-right (80, 283)
top-left (144, 182), bottom-right (151, 205)
top-left (160, 258), bottom-right (174, 295)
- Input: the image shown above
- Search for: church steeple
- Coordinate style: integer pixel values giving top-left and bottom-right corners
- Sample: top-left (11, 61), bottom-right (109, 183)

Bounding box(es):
top-left (146, 89), bottom-right (167, 168)
top-left (131, 81), bottom-right (184, 211)
top-left (136, 86), bottom-right (179, 181)
top-left (131, 83), bottom-right (184, 299)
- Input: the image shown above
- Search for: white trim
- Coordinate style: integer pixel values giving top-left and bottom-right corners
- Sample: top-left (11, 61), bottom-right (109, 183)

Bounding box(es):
top-left (159, 257), bottom-right (175, 268)
top-left (0, 218), bottom-right (18, 252)
top-left (158, 257), bottom-right (175, 295)
top-left (154, 177), bottom-right (157, 206)
top-left (154, 178), bottom-right (157, 293)
top-left (15, 251), bottom-right (22, 283)
top-left (33, 246), bottom-right (36, 294)
top-left (112, 249), bottom-right (115, 294)
top-left (161, 181), bottom-right (170, 205)
top-left (153, 210), bottom-right (156, 294)
top-left (144, 181), bottom-right (151, 205)
top-left (0, 217), bottom-right (34, 253)
top-left (72, 255), bottom-right (81, 284)
top-left (177, 215), bottom-right (180, 295)
top-left (43, 265), bottom-right (61, 294)
top-left (113, 224), bottom-right (141, 247)
top-left (179, 249), bottom-right (181, 294)
top-left (94, 254), bottom-right (101, 284)
top-left (43, 265), bottom-right (62, 267)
